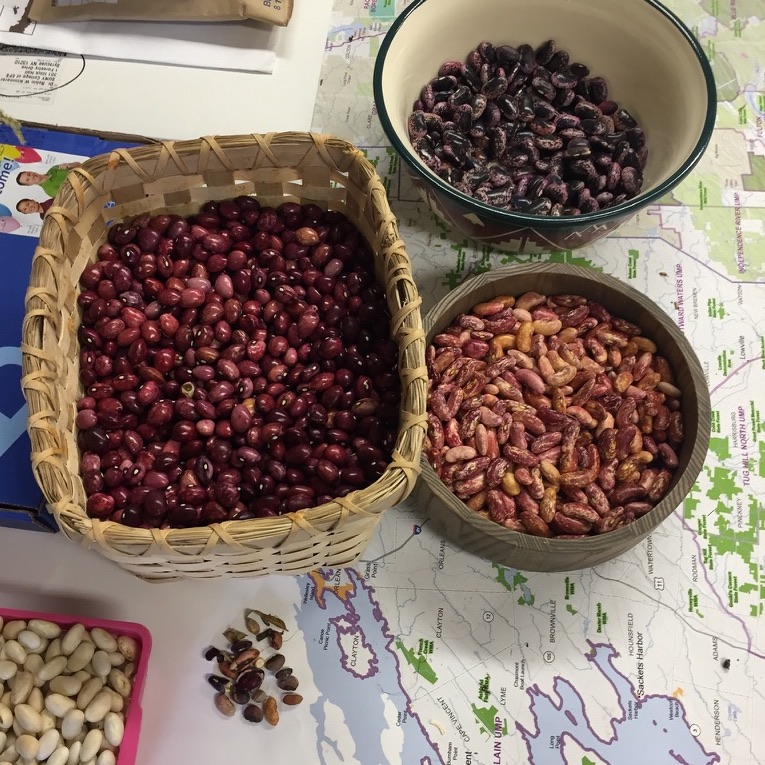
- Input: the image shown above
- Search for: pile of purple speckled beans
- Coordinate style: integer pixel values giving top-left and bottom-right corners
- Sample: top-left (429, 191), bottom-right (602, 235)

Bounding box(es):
top-left (407, 39), bottom-right (648, 216)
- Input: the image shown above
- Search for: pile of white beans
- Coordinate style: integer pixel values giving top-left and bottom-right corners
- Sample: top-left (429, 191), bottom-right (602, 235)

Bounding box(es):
top-left (0, 617), bottom-right (139, 765)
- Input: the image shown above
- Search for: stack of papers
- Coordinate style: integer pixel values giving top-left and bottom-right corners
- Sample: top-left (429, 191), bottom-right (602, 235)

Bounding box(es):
top-left (0, 1), bottom-right (278, 73)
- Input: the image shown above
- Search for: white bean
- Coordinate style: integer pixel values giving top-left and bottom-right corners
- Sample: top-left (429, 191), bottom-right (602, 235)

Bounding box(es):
top-left (37, 658), bottom-right (67, 685)
top-left (9, 672), bottom-right (33, 707)
top-left (75, 679), bottom-right (102, 712)
top-left (105, 653), bottom-right (124, 669)
top-left (102, 713), bottom-right (124, 749)
top-left (23, 655), bottom-right (44, 686)
top-left (17, 631), bottom-right (44, 654)
top-left (43, 640), bottom-right (62, 664)
top-left (45, 747), bottom-right (69, 765)
top-left (26, 687), bottom-right (44, 714)
top-left (14, 733), bottom-right (38, 760)
top-left (65, 740), bottom-right (81, 765)
top-left (90, 654), bottom-right (110, 680)
top-left (87, 631), bottom-right (117, 655)
top-left (1, 624), bottom-right (25, 642)
top-left (35, 727), bottom-right (60, 761)
top-left (115, 637), bottom-right (137, 663)
top-left (107, 692), bottom-right (122, 715)
top-left (14, 704), bottom-right (42, 734)
top-left (3, 644), bottom-right (25, 668)
top-left (0, 748), bottom-right (18, 765)
top-left (59, 627), bottom-right (85, 658)
top-left (60, 710), bottom-right (84, 742)
top-left (47, 677), bottom-right (81, 698)
top-left (0, 704), bottom-right (11, 730)
top-left (38, 710), bottom-right (55, 733)
top-left (0, 665), bottom-right (15, 683)
top-left (79, 729), bottom-right (102, 763)
top-left (83, 692), bottom-right (111, 724)
top-left (106, 670), bottom-right (130, 700)
top-left (96, 752), bottom-right (116, 765)
top-left (65, 643), bottom-right (94, 674)
top-left (44, 694), bottom-right (76, 718)
top-left (27, 621), bottom-right (61, 642)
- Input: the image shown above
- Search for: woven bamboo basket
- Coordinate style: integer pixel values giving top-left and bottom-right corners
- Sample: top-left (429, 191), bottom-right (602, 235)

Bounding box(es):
top-left (21, 133), bottom-right (427, 582)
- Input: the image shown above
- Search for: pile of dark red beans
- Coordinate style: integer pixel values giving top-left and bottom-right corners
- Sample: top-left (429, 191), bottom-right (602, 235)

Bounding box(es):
top-left (408, 39), bottom-right (648, 216)
top-left (75, 198), bottom-right (400, 528)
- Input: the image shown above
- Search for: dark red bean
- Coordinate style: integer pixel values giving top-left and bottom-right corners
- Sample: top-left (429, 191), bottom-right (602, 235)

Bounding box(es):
top-left (78, 199), bottom-right (398, 527)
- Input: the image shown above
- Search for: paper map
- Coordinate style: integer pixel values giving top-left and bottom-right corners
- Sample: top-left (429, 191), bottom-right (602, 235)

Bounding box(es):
top-left (300, 1), bottom-right (764, 763)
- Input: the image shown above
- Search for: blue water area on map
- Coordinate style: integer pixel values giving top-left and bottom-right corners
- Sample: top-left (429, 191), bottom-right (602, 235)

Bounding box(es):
top-left (517, 643), bottom-right (721, 765)
top-left (294, 568), bottom-right (440, 765)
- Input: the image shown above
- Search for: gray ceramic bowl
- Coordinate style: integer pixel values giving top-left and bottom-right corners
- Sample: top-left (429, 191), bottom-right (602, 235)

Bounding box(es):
top-left (373, 0), bottom-right (716, 253)
top-left (413, 264), bottom-right (711, 571)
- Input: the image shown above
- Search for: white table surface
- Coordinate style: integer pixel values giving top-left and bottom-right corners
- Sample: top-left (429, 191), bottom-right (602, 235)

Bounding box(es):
top-left (0, 526), bottom-right (318, 763)
top-left (0, 0), bottom-right (333, 139)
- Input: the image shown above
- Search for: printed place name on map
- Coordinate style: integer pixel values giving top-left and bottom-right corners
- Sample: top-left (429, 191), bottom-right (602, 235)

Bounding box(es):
top-left (441, 740), bottom-right (473, 765)
top-left (513, 660), bottom-right (526, 689)
top-left (548, 599), bottom-right (557, 643)
top-left (713, 699), bottom-right (722, 745)
top-left (646, 534), bottom-right (654, 574)
top-left (436, 697), bottom-right (471, 743)
top-left (435, 606), bottom-right (444, 639)
top-left (318, 621), bottom-right (331, 651)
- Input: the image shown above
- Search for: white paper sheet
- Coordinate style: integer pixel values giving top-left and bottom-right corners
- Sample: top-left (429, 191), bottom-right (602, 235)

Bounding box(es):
top-left (0, 0), bottom-right (334, 140)
top-left (0, 1), bottom-right (278, 73)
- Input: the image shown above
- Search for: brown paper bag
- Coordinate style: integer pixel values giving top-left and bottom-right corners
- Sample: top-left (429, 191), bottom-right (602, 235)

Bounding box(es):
top-left (30, 0), bottom-right (293, 27)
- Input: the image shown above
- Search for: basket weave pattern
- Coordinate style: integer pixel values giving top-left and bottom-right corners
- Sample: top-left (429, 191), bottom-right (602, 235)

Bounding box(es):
top-left (21, 133), bottom-right (427, 581)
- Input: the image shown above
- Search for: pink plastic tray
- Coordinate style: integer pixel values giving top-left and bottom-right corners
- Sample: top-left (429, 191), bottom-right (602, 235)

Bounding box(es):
top-left (0, 607), bottom-right (152, 765)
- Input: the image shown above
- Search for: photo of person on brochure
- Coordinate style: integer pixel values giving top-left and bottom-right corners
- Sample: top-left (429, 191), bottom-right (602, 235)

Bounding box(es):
top-left (15, 162), bottom-right (82, 199)
top-left (15, 198), bottom-right (53, 220)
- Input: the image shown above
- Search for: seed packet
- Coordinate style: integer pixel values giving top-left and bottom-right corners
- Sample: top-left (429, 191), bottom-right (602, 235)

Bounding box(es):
top-left (29, 0), bottom-right (293, 28)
